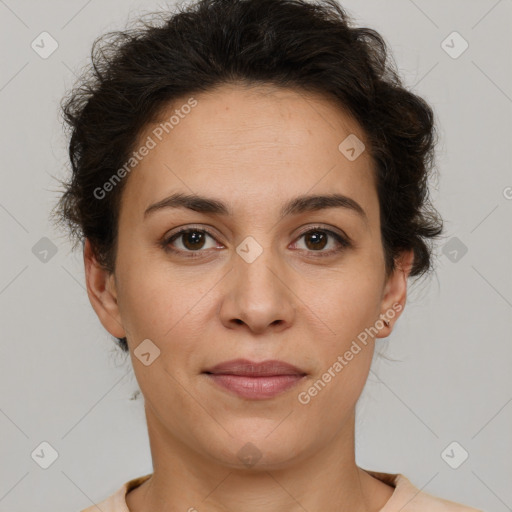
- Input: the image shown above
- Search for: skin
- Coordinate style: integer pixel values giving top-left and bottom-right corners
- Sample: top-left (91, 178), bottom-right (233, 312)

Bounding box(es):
top-left (85, 83), bottom-right (414, 512)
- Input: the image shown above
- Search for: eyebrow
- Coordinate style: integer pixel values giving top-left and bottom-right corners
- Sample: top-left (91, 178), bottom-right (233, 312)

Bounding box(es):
top-left (144, 191), bottom-right (368, 226)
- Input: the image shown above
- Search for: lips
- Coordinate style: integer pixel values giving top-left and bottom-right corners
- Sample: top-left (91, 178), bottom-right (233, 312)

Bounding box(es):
top-left (202, 359), bottom-right (307, 400)
top-left (202, 358), bottom-right (307, 377)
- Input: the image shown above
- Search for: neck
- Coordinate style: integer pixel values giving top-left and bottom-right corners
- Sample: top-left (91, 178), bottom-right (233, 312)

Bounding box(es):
top-left (126, 402), bottom-right (394, 512)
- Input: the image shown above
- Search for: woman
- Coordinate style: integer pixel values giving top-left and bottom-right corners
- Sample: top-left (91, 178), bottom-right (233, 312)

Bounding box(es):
top-left (52, 0), bottom-right (483, 510)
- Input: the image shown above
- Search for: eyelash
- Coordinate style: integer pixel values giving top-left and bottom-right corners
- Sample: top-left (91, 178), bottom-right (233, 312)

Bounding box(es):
top-left (161, 225), bottom-right (352, 259)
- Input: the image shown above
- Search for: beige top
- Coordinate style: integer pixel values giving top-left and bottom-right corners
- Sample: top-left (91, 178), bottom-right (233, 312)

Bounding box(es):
top-left (80, 470), bottom-right (484, 511)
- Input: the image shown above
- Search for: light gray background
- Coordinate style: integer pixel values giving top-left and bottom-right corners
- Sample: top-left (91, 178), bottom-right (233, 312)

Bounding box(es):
top-left (0, 0), bottom-right (511, 510)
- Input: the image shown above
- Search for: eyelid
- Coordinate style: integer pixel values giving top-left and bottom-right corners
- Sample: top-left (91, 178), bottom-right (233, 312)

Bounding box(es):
top-left (162, 224), bottom-right (224, 254)
top-left (294, 223), bottom-right (351, 242)
top-left (164, 224), bottom-right (223, 242)
top-left (291, 224), bottom-right (352, 256)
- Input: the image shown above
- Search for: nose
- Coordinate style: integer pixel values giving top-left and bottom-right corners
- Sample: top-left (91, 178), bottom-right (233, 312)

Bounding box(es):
top-left (219, 244), bottom-right (296, 335)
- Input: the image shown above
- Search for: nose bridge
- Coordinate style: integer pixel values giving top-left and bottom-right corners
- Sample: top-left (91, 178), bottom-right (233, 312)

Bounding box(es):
top-left (220, 234), bottom-right (295, 332)
top-left (235, 235), bottom-right (283, 302)
top-left (236, 239), bottom-right (279, 293)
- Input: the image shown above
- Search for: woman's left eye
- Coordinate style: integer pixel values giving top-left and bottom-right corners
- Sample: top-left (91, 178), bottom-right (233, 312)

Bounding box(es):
top-left (291, 228), bottom-right (351, 256)
top-left (162, 226), bottom-right (350, 257)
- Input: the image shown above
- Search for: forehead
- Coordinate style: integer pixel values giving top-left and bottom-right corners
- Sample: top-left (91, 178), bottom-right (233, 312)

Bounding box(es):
top-left (119, 83), bottom-right (378, 223)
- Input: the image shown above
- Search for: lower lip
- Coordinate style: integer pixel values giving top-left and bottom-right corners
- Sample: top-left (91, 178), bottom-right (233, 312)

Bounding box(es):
top-left (204, 373), bottom-right (306, 400)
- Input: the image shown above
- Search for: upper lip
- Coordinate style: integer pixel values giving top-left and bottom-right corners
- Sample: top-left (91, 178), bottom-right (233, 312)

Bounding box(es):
top-left (203, 358), bottom-right (307, 376)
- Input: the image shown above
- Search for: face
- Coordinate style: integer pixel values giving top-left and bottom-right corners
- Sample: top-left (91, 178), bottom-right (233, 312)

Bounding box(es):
top-left (85, 83), bottom-right (411, 470)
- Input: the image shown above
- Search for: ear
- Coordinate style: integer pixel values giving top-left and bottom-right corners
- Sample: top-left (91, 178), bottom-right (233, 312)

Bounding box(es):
top-left (83, 238), bottom-right (126, 339)
top-left (375, 248), bottom-right (415, 339)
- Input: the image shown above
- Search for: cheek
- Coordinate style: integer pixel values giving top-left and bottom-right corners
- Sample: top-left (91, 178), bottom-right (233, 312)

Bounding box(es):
top-left (116, 255), bottom-right (211, 340)
top-left (297, 290), bottom-right (377, 421)
top-left (302, 352), bottom-right (373, 431)
top-left (293, 238), bottom-right (385, 330)
top-left (119, 265), bottom-right (208, 402)
top-left (303, 271), bottom-right (381, 393)
top-left (312, 271), bottom-right (382, 336)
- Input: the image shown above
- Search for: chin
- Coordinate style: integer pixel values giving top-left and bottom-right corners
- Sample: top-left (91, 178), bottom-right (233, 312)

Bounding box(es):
top-left (196, 424), bottom-right (310, 471)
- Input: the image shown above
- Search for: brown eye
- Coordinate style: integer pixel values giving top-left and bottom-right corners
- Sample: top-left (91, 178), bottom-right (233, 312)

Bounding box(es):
top-left (303, 231), bottom-right (328, 251)
top-left (292, 227), bottom-right (351, 257)
top-left (164, 228), bottom-right (220, 255)
top-left (181, 230), bottom-right (207, 250)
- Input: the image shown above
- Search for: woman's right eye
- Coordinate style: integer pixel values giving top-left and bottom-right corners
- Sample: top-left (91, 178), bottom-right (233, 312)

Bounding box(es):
top-left (164, 228), bottom-right (221, 256)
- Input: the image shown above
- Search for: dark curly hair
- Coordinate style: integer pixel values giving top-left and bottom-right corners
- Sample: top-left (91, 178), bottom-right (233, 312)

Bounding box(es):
top-left (51, 0), bottom-right (444, 353)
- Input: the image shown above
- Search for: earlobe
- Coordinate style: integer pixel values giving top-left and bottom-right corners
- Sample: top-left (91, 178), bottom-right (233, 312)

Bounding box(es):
top-left (83, 238), bottom-right (126, 339)
top-left (376, 249), bottom-right (415, 337)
